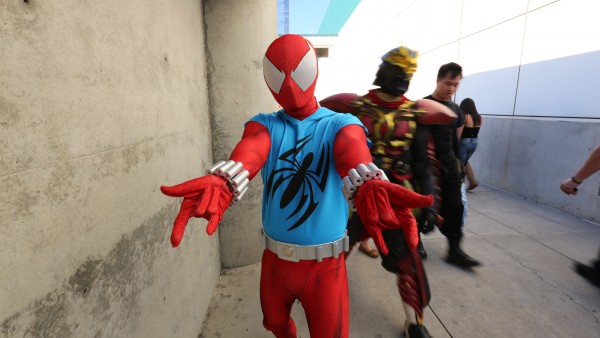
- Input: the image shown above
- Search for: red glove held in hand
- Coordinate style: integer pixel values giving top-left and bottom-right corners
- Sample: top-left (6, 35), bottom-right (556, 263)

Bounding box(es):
top-left (160, 175), bottom-right (233, 247)
top-left (387, 184), bottom-right (434, 250)
top-left (354, 180), bottom-right (433, 254)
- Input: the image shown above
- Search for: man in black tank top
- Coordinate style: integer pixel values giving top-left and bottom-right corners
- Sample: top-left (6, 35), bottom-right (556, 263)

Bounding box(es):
top-left (422, 62), bottom-right (480, 268)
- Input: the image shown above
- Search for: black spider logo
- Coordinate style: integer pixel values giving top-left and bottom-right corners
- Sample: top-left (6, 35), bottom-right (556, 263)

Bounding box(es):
top-left (266, 134), bottom-right (330, 231)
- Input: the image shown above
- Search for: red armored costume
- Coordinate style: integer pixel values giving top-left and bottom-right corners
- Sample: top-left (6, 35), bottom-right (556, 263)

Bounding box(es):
top-left (321, 47), bottom-right (455, 338)
top-left (160, 36), bottom-right (433, 338)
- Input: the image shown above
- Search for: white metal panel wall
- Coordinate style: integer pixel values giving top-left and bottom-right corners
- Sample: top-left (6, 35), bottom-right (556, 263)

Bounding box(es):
top-left (516, 0), bottom-right (600, 118)
top-left (395, 0), bottom-right (427, 50)
top-left (420, 0), bottom-right (462, 52)
top-left (528, 0), bottom-right (558, 11)
top-left (460, 0), bottom-right (527, 38)
top-left (454, 16), bottom-right (526, 115)
top-left (408, 42), bottom-right (460, 99)
top-left (321, 0), bottom-right (600, 118)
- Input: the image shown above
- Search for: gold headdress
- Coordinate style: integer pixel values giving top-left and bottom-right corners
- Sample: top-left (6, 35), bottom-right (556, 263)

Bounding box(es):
top-left (382, 46), bottom-right (418, 79)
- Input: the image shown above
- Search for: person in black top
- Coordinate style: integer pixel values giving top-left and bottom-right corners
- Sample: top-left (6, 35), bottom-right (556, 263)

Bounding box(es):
top-left (422, 62), bottom-right (480, 268)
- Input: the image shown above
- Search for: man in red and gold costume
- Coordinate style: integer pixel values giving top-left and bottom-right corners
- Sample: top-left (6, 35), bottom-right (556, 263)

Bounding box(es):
top-left (160, 35), bottom-right (433, 338)
top-left (321, 46), bottom-right (461, 338)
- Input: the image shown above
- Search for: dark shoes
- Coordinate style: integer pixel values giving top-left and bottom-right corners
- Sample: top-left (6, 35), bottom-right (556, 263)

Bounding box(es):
top-left (404, 323), bottom-right (432, 338)
top-left (447, 243), bottom-right (480, 268)
top-left (574, 262), bottom-right (600, 288)
top-left (417, 240), bottom-right (427, 259)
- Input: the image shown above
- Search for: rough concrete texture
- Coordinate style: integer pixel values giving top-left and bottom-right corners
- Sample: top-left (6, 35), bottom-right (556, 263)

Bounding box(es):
top-left (1, 0), bottom-right (219, 337)
top-left (199, 185), bottom-right (600, 337)
top-left (203, 0), bottom-right (277, 268)
top-left (470, 117), bottom-right (600, 223)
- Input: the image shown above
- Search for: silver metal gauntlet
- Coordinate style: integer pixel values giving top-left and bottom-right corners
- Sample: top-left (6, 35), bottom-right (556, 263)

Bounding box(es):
top-left (206, 160), bottom-right (250, 205)
top-left (342, 163), bottom-right (389, 211)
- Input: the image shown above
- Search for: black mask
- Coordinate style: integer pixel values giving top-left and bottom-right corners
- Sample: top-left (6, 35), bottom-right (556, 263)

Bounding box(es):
top-left (373, 61), bottom-right (411, 96)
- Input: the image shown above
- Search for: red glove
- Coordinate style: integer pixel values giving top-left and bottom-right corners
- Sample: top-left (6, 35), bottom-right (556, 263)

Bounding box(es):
top-left (160, 175), bottom-right (233, 247)
top-left (387, 184), bottom-right (434, 250)
top-left (354, 180), bottom-right (433, 254)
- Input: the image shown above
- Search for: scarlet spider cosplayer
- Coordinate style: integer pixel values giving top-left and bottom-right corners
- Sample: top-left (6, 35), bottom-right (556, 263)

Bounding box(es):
top-left (160, 35), bottom-right (433, 338)
top-left (321, 47), bottom-right (458, 338)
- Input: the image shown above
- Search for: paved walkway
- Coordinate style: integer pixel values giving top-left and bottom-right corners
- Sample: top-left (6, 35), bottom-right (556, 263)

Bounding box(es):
top-left (200, 185), bottom-right (600, 338)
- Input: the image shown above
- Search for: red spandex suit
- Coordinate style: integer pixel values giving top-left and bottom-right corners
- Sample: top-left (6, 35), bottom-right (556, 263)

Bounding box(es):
top-left (160, 35), bottom-right (433, 338)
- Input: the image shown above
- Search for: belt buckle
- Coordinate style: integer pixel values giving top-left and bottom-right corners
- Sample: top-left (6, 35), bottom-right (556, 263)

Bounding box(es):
top-left (277, 242), bottom-right (300, 262)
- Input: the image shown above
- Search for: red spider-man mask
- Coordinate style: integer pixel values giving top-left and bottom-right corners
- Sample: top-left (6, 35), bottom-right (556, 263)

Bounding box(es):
top-left (263, 34), bottom-right (319, 120)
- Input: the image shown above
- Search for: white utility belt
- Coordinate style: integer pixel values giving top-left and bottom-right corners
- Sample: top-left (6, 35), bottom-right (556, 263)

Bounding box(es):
top-left (261, 229), bottom-right (350, 262)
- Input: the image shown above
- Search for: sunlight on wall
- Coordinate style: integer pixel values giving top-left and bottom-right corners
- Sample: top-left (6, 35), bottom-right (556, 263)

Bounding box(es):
top-left (309, 0), bottom-right (600, 118)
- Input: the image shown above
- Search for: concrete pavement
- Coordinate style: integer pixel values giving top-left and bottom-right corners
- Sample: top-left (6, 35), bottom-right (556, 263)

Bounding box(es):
top-left (200, 185), bottom-right (600, 338)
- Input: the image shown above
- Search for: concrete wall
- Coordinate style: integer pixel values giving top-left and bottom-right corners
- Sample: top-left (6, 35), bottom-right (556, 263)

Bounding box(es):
top-left (1, 1), bottom-right (220, 337)
top-left (204, 0), bottom-right (277, 268)
top-left (470, 117), bottom-right (600, 223)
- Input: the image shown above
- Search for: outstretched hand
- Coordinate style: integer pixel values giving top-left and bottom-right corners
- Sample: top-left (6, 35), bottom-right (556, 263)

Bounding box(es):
top-left (160, 175), bottom-right (233, 247)
top-left (354, 180), bottom-right (433, 254)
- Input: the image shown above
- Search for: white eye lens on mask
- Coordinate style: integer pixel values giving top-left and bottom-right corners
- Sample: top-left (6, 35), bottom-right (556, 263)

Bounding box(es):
top-left (290, 43), bottom-right (318, 92)
top-left (263, 56), bottom-right (285, 94)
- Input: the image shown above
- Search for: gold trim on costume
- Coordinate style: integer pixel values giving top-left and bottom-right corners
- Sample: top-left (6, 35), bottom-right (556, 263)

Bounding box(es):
top-left (357, 96), bottom-right (421, 155)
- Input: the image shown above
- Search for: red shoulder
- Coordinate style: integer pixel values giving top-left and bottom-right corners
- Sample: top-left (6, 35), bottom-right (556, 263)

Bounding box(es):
top-left (414, 99), bottom-right (457, 125)
top-left (319, 93), bottom-right (360, 114)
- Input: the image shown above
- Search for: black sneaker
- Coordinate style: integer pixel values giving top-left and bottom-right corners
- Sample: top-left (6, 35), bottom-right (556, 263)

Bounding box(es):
top-left (404, 323), bottom-right (432, 338)
top-left (447, 245), bottom-right (480, 268)
top-left (574, 262), bottom-right (600, 288)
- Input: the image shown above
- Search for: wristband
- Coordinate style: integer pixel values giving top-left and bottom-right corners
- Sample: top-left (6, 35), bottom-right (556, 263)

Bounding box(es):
top-left (571, 176), bottom-right (582, 184)
top-left (342, 163), bottom-right (389, 211)
top-left (206, 160), bottom-right (250, 205)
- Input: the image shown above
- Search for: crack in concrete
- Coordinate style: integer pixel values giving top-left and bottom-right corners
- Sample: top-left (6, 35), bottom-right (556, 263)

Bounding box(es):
top-left (469, 197), bottom-right (600, 323)
top-left (0, 130), bottom-right (196, 179)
